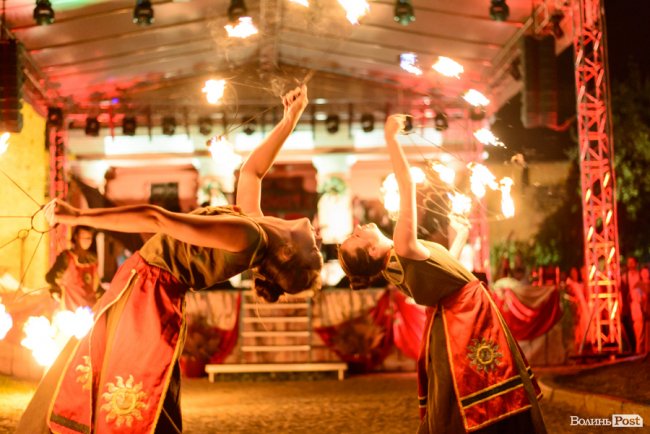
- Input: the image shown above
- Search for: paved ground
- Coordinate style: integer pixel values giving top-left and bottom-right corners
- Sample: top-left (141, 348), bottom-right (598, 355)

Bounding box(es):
top-left (0, 372), bottom-right (639, 433)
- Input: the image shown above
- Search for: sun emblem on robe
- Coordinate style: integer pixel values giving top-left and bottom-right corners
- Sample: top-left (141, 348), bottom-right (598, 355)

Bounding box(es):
top-left (467, 338), bottom-right (503, 373)
top-left (100, 375), bottom-right (148, 428)
top-left (75, 355), bottom-right (92, 391)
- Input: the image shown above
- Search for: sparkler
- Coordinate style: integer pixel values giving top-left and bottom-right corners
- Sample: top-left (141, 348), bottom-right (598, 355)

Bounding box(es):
top-left (499, 177), bottom-right (515, 218)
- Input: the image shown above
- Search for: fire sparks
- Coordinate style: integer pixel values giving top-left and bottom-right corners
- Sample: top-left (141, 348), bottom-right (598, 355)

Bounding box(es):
top-left (473, 128), bottom-right (505, 147)
top-left (202, 79), bottom-right (226, 104)
top-left (225, 17), bottom-right (259, 38)
top-left (448, 192), bottom-right (472, 216)
top-left (499, 177), bottom-right (515, 218)
top-left (431, 162), bottom-right (455, 185)
top-left (21, 307), bottom-right (94, 367)
top-left (0, 301), bottom-right (12, 340)
top-left (468, 163), bottom-right (498, 198)
top-left (432, 57), bottom-right (464, 78)
top-left (338, 0), bottom-right (370, 25)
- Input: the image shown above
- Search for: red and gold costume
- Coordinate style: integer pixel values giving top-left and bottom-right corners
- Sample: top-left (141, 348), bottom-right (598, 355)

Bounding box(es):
top-left (18, 206), bottom-right (266, 434)
top-left (382, 241), bottom-right (546, 434)
top-left (46, 250), bottom-right (99, 311)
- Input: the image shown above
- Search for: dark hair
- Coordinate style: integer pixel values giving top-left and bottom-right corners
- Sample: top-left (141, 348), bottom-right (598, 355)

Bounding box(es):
top-left (338, 244), bottom-right (385, 291)
top-left (71, 225), bottom-right (95, 242)
top-left (252, 229), bottom-right (322, 303)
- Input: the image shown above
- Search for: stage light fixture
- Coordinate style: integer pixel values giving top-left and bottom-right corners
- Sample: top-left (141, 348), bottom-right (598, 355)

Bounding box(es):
top-left (325, 114), bottom-right (340, 134)
top-left (403, 116), bottom-right (413, 132)
top-left (47, 107), bottom-right (63, 128)
top-left (198, 116), bottom-right (213, 136)
top-left (227, 0), bottom-right (248, 22)
top-left (469, 106), bottom-right (486, 121)
top-left (550, 12), bottom-right (565, 39)
top-left (133, 0), bottom-right (154, 26)
top-left (394, 0), bottom-right (415, 26)
top-left (162, 116), bottom-right (176, 136)
top-left (242, 115), bottom-right (257, 135)
top-left (85, 117), bottom-right (100, 136)
top-left (433, 112), bottom-right (448, 131)
top-left (122, 116), bottom-right (137, 136)
top-left (33, 0), bottom-right (55, 25)
top-left (489, 0), bottom-right (509, 22)
top-left (361, 113), bottom-right (375, 133)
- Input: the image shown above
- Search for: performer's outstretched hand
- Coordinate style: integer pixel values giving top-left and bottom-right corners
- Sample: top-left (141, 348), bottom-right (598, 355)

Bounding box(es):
top-left (282, 84), bottom-right (308, 121)
top-left (384, 114), bottom-right (407, 138)
top-left (44, 198), bottom-right (79, 227)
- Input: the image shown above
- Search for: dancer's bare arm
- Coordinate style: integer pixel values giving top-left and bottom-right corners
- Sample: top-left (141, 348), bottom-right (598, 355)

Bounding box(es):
top-left (384, 115), bottom-right (429, 260)
top-left (44, 199), bottom-right (259, 252)
top-left (236, 85), bottom-right (308, 217)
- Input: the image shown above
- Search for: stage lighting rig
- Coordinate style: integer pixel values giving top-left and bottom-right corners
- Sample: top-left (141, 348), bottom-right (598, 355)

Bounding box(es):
top-left (33, 0), bottom-right (55, 26)
top-left (133, 0), bottom-right (154, 26)
top-left (489, 0), bottom-right (509, 22)
top-left (394, 0), bottom-right (415, 26)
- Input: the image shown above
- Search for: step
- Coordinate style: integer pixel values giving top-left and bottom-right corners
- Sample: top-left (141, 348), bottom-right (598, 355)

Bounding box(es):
top-left (205, 362), bottom-right (348, 381)
top-left (242, 317), bottom-right (309, 323)
top-left (240, 345), bottom-right (311, 352)
top-left (242, 331), bottom-right (311, 338)
top-left (244, 303), bottom-right (310, 310)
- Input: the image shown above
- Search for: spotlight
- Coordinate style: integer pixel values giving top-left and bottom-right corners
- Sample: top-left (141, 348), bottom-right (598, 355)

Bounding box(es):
top-left (550, 12), bottom-right (565, 39)
top-left (47, 107), bottom-right (63, 128)
top-left (133, 0), bottom-right (154, 26)
top-left (394, 0), bottom-right (415, 26)
top-left (433, 112), bottom-right (448, 131)
top-left (227, 0), bottom-right (248, 22)
top-left (469, 106), bottom-right (486, 121)
top-left (162, 116), bottom-right (176, 136)
top-left (360, 113), bottom-right (375, 133)
top-left (242, 115), bottom-right (257, 135)
top-left (85, 117), bottom-right (100, 136)
top-left (198, 116), bottom-right (213, 136)
top-left (403, 116), bottom-right (413, 132)
top-left (122, 116), bottom-right (137, 136)
top-left (325, 114), bottom-right (340, 134)
top-left (508, 57), bottom-right (522, 81)
top-left (33, 0), bottom-right (55, 26)
top-left (489, 0), bottom-right (509, 22)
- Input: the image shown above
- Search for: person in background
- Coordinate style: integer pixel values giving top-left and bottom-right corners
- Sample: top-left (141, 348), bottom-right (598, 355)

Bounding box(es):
top-left (338, 115), bottom-right (547, 434)
top-left (45, 225), bottom-right (100, 311)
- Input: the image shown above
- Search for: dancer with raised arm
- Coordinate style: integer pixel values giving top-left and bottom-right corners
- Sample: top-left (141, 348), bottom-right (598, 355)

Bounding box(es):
top-left (18, 85), bottom-right (322, 434)
top-left (338, 115), bottom-right (547, 434)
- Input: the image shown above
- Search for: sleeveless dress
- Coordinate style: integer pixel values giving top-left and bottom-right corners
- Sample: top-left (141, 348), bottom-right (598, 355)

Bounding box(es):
top-left (382, 241), bottom-right (547, 434)
top-left (17, 206), bottom-right (266, 434)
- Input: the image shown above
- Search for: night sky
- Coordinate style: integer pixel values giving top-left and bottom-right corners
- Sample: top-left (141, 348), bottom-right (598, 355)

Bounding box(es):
top-left (490, 0), bottom-right (650, 163)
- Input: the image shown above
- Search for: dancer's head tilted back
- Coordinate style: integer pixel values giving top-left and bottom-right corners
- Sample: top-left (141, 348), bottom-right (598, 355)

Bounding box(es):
top-left (253, 216), bottom-right (323, 302)
top-left (338, 222), bottom-right (392, 290)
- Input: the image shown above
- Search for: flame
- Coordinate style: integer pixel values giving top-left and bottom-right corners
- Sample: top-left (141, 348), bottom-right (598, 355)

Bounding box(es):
top-left (0, 302), bottom-right (12, 340)
top-left (499, 177), bottom-right (515, 218)
top-left (338, 0), bottom-right (369, 24)
top-left (432, 57), bottom-right (464, 78)
top-left (473, 128), bottom-right (505, 147)
top-left (381, 174), bottom-right (400, 217)
top-left (202, 79), bottom-right (226, 104)
top-left (0, 132), bottom-right (9, 156)
top-left (431, 162), bottom-right (455, 185)
top-left (225, 17), bottom-right (259, 38)
top-left (21, 307), bottom-right (93, 367)
top-left (289, 0), bottom-right (309, 6)
top-left (399, 53), bottom-right (423, 76)
top-left (468, 163), bottom-right (497, 198)
top-left (448, 192), bottom-right (472, 216)
top-left (463, 89), bottom-right (490, 107)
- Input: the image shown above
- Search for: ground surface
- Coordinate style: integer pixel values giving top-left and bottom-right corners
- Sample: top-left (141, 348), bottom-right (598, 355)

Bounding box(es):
top-left (1, 369), bottom-right (644, 433)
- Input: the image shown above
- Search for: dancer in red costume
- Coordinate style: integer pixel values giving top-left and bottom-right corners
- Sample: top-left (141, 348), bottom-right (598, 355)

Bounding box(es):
top-left (17, 85), bottom-right (322, 434)
top-left (46, 225), bottom-right (100, 311)
top-left (338, 115), bottom-right (547, 434)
